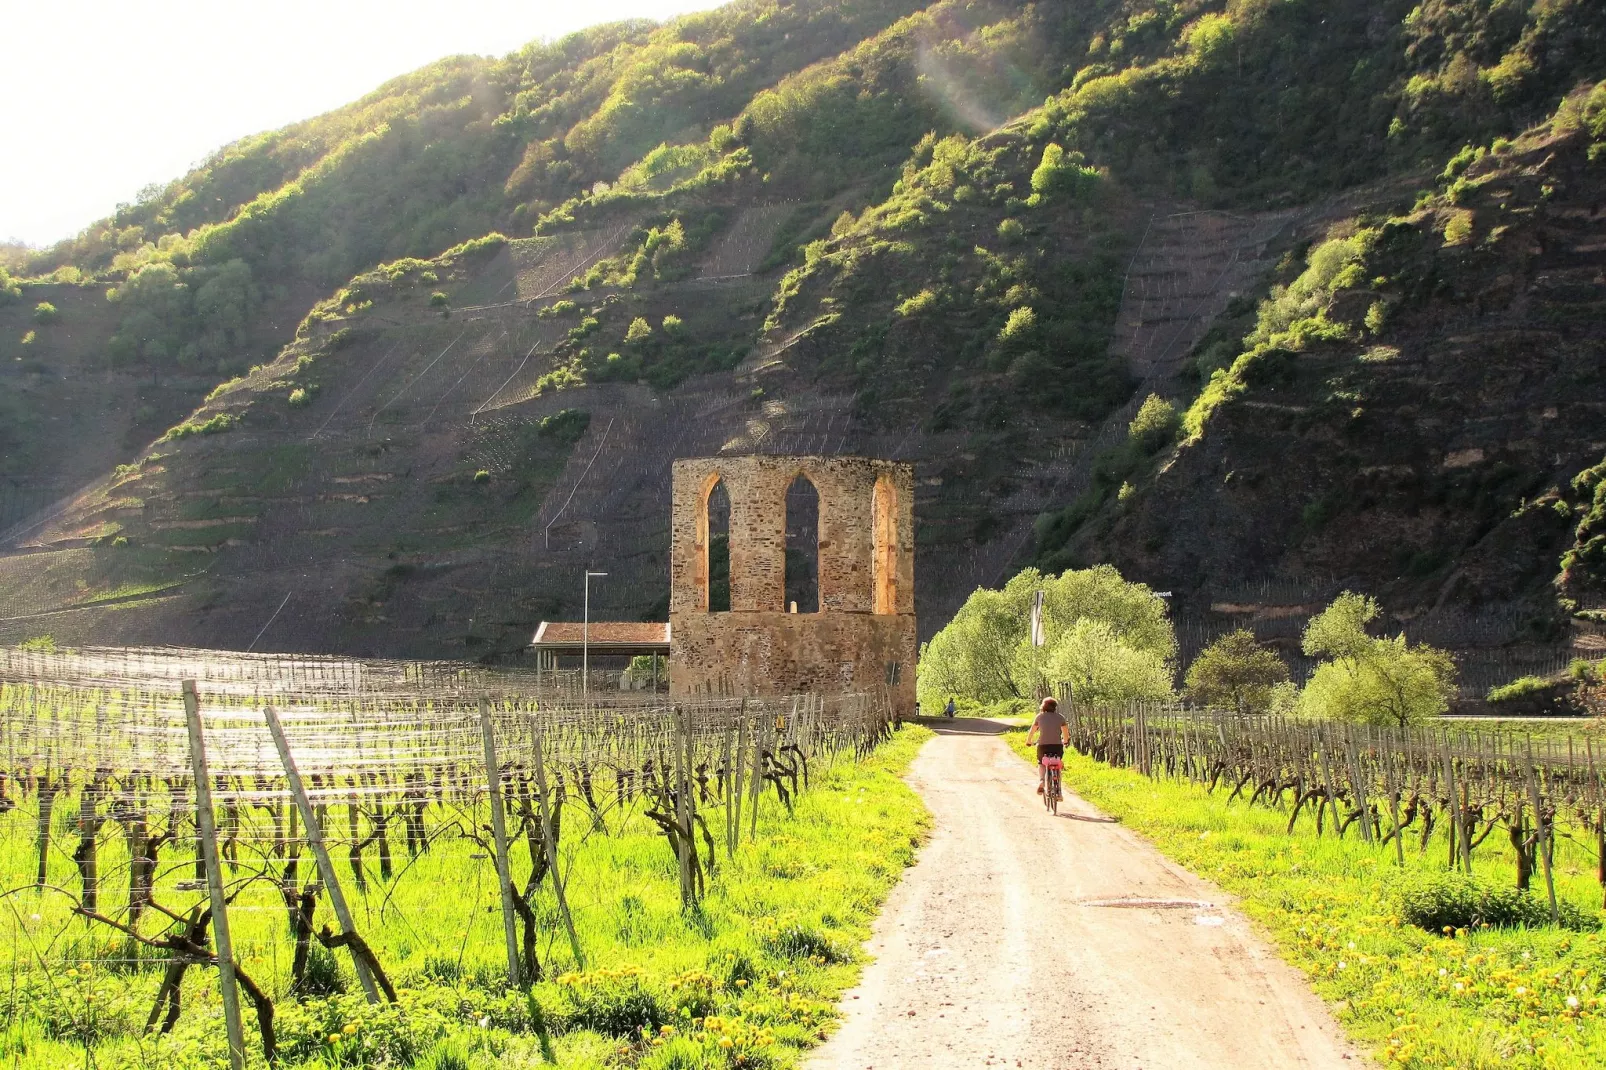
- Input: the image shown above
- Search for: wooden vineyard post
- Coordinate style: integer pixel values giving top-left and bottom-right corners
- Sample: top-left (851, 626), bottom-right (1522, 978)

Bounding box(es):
top-left (531, 731), bottom-right (585, 969)
top-left (1441, 737), bottom-right (1460, 871)
top-left (1137, 703), bottom-right (1150, 778)
top-left (674, 704), bottom-right (697, 906)
top-left (672, 705), bottom-right (690, 902)
top-left (478, 699), bottom-right (523, 989)
top-left (34, 763), bottom-right (59, 888)
top-left (1523, 740), bottom-right (1561, 926)
top-left (1346, 730), bottom-right (1372, 844)
top-left (749, 707), bottom-right (769, 842)
top-left (1460, 738), bottom-right (1476, 874)
top-left (76, 768), bottom-right (101, 912)
top-left (262, 706), bottom-right (382, 1004)
top-left (1384, 729), bottom-right (1405, 867)
top-left (182, 681), bottom-right (247, 1070)
top-left (730, 704), bottom-right (747, 857)
top-left (1175, 713), bottom-right (1188, 780)
top-left (1591, 738), bottom-right (1606, 909)
top-left (720, 721), bottom-right (734, 859)
top-left (1315, 727), bottom-right (1337, 836)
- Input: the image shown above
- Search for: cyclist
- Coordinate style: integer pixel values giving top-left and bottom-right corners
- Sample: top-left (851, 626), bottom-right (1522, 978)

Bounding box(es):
top-left (1025, 696), bottom-right (1068, 795)
top-left (943, 697), bottom-right (956, 719)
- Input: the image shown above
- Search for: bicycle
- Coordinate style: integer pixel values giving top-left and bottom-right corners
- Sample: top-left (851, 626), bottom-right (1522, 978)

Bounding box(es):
top-left (1041, 755), bottom-right (1063, 814)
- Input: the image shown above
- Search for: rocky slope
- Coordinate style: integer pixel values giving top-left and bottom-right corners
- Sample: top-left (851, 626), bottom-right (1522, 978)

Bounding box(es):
top-left (1071, 95), bottom-right (1606, 688)
top-left (2, 0), bottom-right (1604, 678)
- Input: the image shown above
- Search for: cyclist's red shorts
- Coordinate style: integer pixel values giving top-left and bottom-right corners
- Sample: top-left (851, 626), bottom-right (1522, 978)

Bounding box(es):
top-left (1036, 743), bottom-right (1064, 761)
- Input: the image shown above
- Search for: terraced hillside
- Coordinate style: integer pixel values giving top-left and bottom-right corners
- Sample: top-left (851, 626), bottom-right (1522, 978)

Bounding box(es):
top-left (1075, 104), bottom-right (1606, 688)
top-left (4, 0), bottom-right (1606, 674)
top-left (0, 197), bottom-right (1128, 654)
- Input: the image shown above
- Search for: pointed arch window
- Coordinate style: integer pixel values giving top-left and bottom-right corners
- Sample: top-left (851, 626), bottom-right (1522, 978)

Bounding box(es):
top-left (697, 475), bottom-right (731, 612)
top-left (784, 473), bottom-right (819, 614)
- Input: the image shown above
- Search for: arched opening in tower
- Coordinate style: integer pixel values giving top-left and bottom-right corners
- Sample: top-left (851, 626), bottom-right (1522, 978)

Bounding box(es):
top-left (784, 474), bottom-right (820, 614)
top-left (706, 477), bottom-right (730, 612)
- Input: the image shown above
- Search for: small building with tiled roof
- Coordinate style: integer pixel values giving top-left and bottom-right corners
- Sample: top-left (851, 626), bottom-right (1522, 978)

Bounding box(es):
top-left (529, 621), bottom-right (670, 688)
top-left (529, 621), bottom-right (670, 658)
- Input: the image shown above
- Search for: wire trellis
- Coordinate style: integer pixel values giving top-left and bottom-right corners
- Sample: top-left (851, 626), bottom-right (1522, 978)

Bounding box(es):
top-left (0, 646), bottom-right (894, 1067)
top-left (1065, 701), bottom-right (1606, 923)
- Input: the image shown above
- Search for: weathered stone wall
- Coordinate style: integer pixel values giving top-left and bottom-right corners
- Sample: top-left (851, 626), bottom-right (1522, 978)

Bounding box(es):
top-left (668, 455), bottom-right (917, 712)
top-left (670, 611), bottom-right (917, 702)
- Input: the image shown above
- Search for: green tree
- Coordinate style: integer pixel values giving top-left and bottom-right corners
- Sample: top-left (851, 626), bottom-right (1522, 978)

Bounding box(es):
top-left (918, 586), bottom-right (1029, 708)
top-left (999, 306), bottom-right (1036, 342)
top-left (1030, 143), bottom-right (1067, 195)
top-left (1184, 629), bottom-right (1290, 713)
top-left (1037, 565), bottom-right (1176, 657)
top-left (917, 565), bottom-right (1175, 710)
top-left (1009, 565), bottom-right (1177, 696)
top-left (1297, 592), bottom-right (1457, 727)
top-left (626, 316), bottom-right (653, 343)
top-left (1047, 618), bottom-right (1174, 706)
top-left (32, 301), bottom-right (58, 324)
top-left (1560, 455), bottom-right (1606, 592)
top-left (1029, 143), bottom-right (1098, 202)
top-left (1302, 591), bottom-right (1375, 659)
top-left (1127, 393), bottom-right (1179, 452)
top-left (624, 654), bottom-right (665, 689)
top-left (191, 259), bottom-right (258, 363)
top-left (106, 262), bottom-right (191, 376)
top-left (0, 267), bottom-right (20, 304)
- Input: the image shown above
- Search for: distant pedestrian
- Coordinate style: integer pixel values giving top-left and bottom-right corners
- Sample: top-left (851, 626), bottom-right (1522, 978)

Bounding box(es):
top-left (943, 697), bottom-right (956, 719)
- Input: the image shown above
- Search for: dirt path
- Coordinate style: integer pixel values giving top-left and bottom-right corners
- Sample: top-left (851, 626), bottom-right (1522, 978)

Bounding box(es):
top-left (808, 721), bottom-right (1358, 1069)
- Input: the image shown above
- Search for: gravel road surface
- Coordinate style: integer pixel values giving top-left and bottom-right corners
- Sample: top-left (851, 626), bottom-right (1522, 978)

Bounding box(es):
top-left (807, 720), bottom-right (1358, 1069)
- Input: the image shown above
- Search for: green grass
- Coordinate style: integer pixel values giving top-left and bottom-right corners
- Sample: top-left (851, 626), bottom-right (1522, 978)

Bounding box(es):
top-left (63, 580), bottom-right (188, 608)
top-left (1005, 732), bottom-right (1606, 1069)
top-left (0, 723), bottom-right (933, 1069)
top-left (147, 521), bottom-right (258, 548)
top-left (1440, 717), bottom-right (1603, 742)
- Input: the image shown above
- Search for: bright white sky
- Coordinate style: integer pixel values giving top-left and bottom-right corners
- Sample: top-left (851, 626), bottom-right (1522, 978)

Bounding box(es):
top-left (1, 0), bottom-right (726, 248)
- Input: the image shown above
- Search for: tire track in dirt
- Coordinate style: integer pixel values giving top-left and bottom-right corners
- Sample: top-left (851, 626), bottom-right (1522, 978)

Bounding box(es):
top-left (808, 722), bottom-right (1358, 1069)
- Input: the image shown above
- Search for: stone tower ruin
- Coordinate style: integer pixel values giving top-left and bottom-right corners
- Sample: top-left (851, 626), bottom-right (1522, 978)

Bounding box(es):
top-left (667, 455), bottom-right (916, 714)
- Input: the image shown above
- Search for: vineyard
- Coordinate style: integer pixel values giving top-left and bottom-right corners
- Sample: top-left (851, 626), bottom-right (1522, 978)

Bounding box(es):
top-left (1065, 702), bottom-right (1606, 918)
top-left (0, 645), bottom-right (905, 1069)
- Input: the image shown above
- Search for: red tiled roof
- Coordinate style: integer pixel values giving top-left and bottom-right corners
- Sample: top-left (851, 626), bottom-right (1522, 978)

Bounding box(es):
top-left (531, 621), bottom-right (671, 647)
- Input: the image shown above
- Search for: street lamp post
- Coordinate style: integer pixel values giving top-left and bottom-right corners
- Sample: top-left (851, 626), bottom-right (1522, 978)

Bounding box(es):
top-left (583, 571), bottom-right (607, 699)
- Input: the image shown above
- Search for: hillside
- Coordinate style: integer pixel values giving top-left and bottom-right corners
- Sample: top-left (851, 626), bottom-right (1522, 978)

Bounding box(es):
top-left (3, 0), bottom-right (1605, 675)
top-left (1059, 87), bottom-right (1606, 689)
